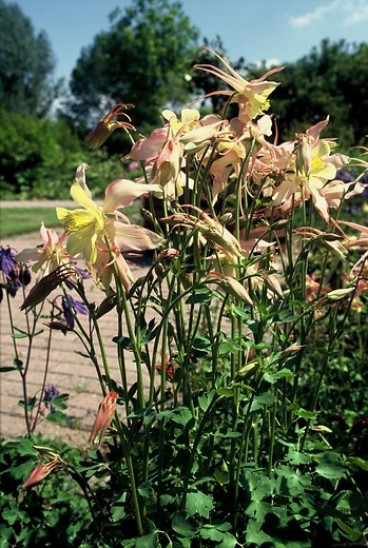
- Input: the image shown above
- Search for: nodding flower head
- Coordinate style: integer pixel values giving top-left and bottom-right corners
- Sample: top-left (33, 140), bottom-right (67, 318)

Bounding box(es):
top-left (85, 103), bottom-right (135, 150)
top-left (0, 246), bottom-right (17, 278)
top-left (44, 384), bottom-right (60, 413)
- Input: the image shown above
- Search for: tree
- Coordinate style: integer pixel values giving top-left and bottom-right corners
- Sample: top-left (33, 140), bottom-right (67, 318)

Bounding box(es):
top-left (0, 0), bottom-right (58, 117)
top-left (247, 39), bottom-right (368, 149)
top-left (68, 0), bottom-right (199, 134)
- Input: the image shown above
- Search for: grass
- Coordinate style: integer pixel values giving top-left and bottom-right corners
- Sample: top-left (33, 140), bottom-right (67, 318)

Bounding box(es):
top-left (0, 203), bottom-right (144, 239)
top-left (0, 208), bottom-right (59, 239)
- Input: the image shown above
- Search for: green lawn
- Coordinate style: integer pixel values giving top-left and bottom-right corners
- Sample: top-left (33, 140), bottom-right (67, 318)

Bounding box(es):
top-left (0, 203), bottom-right (143, 239)
top-left (0, 208), bottom-right (59, 239)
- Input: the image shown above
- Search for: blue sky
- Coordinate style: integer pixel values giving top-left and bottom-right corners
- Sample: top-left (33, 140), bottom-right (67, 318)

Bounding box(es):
top-left (13, 0), bottom-right (368, 83)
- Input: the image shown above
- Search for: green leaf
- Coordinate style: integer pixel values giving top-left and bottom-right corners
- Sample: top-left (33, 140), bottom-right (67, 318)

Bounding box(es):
top-left (264, 368), bottom-right (294, 384)
top-left (250, 392), bottom-right (275, 412)
top-left (316, 452), bottom-right (347, 481)
top-left (335, 518), bottom-right (365, 542)
top-left (138, 481), bottom-right (154, 499)
top-left (217, 532), bottom-right (237, 547)
top-left (0, 366), bottom-right (18, 373)
top-left (51, 394), bottom-right (69, 410)
top-left (46, 410), bottom-right (68, 423)
top-left (157, 407), bottom-right (193, 427)
top-left (246, 519), bottom-right (273, 544)
top-left (185, 490), bottom-right (214, 518)
top-left (1, 506), bottom-right (18, 526)
top-left (172, 512), bottom-right (196, 538)
top-left (218, 339), bottom-right (243, 355)
top-left (18, 397), bottom-right (36, 411)
top-left (232, 305), bottom-right (249, 319)
top-left (346, 456), bottom-right (368, 472)
top-left (186, 287), bottom-right (213, 304)
top-left (135, 532), bottom-right (158, 548)
top-left (191, 335), bottom-right (211, 356)
top-left (198, 390), bottom-right (215, 412)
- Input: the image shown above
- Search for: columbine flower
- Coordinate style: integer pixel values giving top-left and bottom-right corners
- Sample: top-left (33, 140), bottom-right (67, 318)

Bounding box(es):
top-left (85, 103), bottom-right (135, 149)
top-left (194, 48), bottom-right (283, 122)
top-left (155, 356), bottom-right (178, 380)
top-left (0, 246), bottom-right (30, 298)
top-left (61, 295), bottom-right (89, 329)
top-left (89, 391), bottom-right (119, 444)
top-left (272, 118), bottom-right (349, 221)
top-left (56, 166), bottom-right (163, 289)
top-left (0, 246), bottom-right (17, 278)
top-left (22, 458), bottom-right (62, 489)
top-left (128, 108), bottom-right (222, 198)
top-left (15, 224), bottom-right (70, 279)
top-left (44, 384), bottom-right (60, 413)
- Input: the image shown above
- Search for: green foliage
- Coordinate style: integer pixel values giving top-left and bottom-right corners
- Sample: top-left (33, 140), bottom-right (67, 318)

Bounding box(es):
top-left (0, 109), bottom-right (82, 198)
top-left (0, 435), bottom-right (91, 547)
top-left (0, 109), bottom-right (131, 199)
top-left (0, 0), bottom-right (59, 117)
top-left (68, 0), bottom-right (200, 132)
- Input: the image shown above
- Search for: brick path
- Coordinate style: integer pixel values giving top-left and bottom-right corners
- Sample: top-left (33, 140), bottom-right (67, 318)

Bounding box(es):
top-left (0, 225), bottom-right (150, 445)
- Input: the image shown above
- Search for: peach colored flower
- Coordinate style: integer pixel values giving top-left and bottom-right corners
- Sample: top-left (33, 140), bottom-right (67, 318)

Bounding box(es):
top-left (15, 224), bottom-right (70, 279)
top-left (194, 48), bottom-right (283, 122)
top-left (23, 458), bottom-right (62, 489)
top-left (272, 119), bottom-right (349, 221)
top-left (89, 391), bottom-right (119, 444)
top-left (128, 109), bottom-right (223, 198)
top-left (85, 103), bottom-right (135, 149)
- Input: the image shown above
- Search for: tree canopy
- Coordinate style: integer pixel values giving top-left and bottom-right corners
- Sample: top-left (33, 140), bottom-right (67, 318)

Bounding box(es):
top-left (68, 0), bottom-right (200, 131)
top-left (0, 0), bottom-right (58, 117)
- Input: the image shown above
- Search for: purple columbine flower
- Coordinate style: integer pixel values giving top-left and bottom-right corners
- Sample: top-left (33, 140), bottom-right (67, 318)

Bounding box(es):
top-left (44, 384), bottom-right (60, 413)
top-left (0, 246), bottom-right (17, 278)
top-left (61, 295), bottom-right (89, 329)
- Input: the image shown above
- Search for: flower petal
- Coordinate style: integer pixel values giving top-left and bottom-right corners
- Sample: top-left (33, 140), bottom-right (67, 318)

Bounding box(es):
top-left (102, 179), bottom-right (162, 213)
top-left (112, 222), bottom-right (163, 251)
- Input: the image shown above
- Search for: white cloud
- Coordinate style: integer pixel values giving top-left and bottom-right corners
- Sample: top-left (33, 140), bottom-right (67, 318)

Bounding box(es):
top-left (290, 0), bottom-right (368, 27)
top-left (254, 58), bottom-right (281, 70)
top-left (290, 1), bottom-right (339, 27)
top-left (344, 2), bottom-right (368, 24)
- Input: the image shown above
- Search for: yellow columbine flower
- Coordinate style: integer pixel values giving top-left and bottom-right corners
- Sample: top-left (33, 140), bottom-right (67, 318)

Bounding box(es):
top-left (57, 183), bottom-right (104, 264)
top-left (56, 165), bottom-right (163, 289)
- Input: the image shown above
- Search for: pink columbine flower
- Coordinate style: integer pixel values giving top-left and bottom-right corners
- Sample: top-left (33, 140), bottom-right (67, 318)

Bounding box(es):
top-left (89, 391), bottom-right (119, 444)
top-left (15, 224), bottom-right (70, 279)
top-left (22, 458), bottom-right (61, 489)
top-left (128, 108), bottom-right (223, 198)
top-left (272, 118), bottom-right (350, 221)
